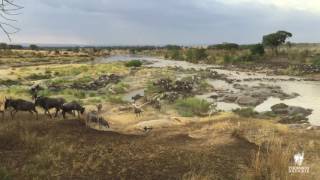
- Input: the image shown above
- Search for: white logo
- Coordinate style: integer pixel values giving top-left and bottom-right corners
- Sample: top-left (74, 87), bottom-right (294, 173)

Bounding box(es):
top-left (293, 152), bottom-right (304, 166)
top-left (289, 151), bottom-right (309, 174)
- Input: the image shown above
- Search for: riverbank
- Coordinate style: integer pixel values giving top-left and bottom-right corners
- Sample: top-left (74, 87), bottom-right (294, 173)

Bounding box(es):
top-left (1, 111), bottom-right (319, 179)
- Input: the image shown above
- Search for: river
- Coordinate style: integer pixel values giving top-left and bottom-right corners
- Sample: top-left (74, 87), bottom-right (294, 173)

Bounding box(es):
top-left (95, 55), bottom-right (320, 125)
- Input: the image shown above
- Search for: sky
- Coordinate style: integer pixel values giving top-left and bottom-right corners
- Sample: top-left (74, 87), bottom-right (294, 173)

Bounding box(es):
top-left (2, 0), bottom-right (320, 45)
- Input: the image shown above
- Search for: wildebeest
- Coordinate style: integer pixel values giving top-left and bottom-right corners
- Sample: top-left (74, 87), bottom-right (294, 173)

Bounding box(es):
top-left (86, 111), bottom-right (110, 129)
top-left (61, 101), bottom-right (85, 119)
top-left (4, 98), bottom-right (38, 120)
top-left (132, 103), bottom-right (143, 117)
top-left (132, 94), bottom-right (143, 102)
top-left (35, 96), bottom-right (66, 118)
top-left (96, 104), bottom-right (103, 113)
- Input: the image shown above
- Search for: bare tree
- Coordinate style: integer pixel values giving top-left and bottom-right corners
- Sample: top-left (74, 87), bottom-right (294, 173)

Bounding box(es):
top-left (0, 0), bottom-right (22, 41)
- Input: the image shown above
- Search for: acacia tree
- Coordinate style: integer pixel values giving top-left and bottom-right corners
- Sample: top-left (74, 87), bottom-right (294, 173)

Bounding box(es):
top-left (0, 0), bottom-right (23, 41)
top-left (262, 31), bottom-right (292, 54)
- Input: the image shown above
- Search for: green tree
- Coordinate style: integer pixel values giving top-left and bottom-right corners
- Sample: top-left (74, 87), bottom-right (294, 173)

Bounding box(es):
top-left (250, 44), bottom-right (265, 55)
top-left (262, 31), bottom-right (292, 53)
top-left (0, 43), bottom-right (7, 49)
top-left (186, 48), bottom-right (207, 62)
top-left (29, 44), bottom-right (39, 51)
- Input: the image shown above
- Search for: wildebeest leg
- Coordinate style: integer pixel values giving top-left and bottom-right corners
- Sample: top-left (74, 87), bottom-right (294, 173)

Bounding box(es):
top-left (35, 111), bottom-right (38, 120)
top-left (72, 111), bottom-right (76, 117)
top-left (11, 110), bottom-right (17, 120)
top-left (62, 111), bottom-right (66, 119)
top-left (1, 111), bottom-right (4, 120)
top-left (54, 109), bottom-right (60, 118)
top-left (77, 111), bottom-right (81, 119)
top-left (46, 109), bottom-right (52, 119)
top-left (34, 109), bottom-right (38, 120)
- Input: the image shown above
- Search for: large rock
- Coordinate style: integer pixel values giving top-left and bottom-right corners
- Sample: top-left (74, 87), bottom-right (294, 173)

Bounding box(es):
top-left (271, 103), bottom-right (313, 124)
top-left (236, 96), bottom-right (261, 106)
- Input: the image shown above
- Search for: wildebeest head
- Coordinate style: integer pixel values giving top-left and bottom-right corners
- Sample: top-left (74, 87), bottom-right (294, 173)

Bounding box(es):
top-left (80, 107), bottom-right (85, 114)
top-left (4, 98), bottom-right (12, 110)
top-left (34, 96), bottom-right (43, 106)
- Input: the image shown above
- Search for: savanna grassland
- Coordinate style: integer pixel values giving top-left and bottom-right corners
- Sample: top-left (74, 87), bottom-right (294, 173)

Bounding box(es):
top-left (0, 44), bottom-right (320, 180)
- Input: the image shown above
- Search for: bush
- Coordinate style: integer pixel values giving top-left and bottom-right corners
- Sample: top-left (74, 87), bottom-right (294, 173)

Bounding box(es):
top-left (250, 44), bottom-right (265, 55)
top-left (25, 73), bottom-right (52, 80)
top-left (312, 56), bottom-right (320, 67)
top-left (125, 60), bottom-right (142, 67)
top-left (0, 79), bottom-right (21, 86)
top-left (107, 95), bottom-right (126, 104)
top-left (0, 167), bottom-right (12, 180)
top-left (208, 43), bottom-right (239, 50)
top-left (112, 82), bottom-right (129, 94)
top-left (233, 108), bottom-right (259, 118)
top-left (175, 98), bottom-right (210, 117)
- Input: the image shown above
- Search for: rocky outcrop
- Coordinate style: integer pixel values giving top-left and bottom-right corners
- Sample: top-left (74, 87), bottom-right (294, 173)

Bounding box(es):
top-left (271, 103), bottom-right (313, 124)
top-left (219, 84), bottom-right (299, 107)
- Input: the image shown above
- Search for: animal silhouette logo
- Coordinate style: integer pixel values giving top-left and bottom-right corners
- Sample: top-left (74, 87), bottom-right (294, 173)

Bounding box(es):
top-left (293, 152), bottom-right (304, 166)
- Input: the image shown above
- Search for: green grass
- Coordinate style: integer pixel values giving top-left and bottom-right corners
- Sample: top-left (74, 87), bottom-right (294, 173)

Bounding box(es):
top-left (111, 82), bottom-right (129, 94)
top-left (107, 95), bottom-right (126, 104)
top-left (175, 98), bottom-right (210, 117)
top-left (0, 79), bottom-right (21, 86)
top-left (25, 73), bottom-right (52, 80)
top-left (125, 60), bottom-right (143, 67)
top-left (232, 108), bottom-right (259, 118)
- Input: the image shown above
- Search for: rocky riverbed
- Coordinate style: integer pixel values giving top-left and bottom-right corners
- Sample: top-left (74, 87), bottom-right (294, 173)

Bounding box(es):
top-left (97, 55), bottom-right (320, 125)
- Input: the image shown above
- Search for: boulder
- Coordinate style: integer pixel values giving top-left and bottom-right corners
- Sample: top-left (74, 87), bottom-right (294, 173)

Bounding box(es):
top-left (236, 96), bottom-right (261, 106)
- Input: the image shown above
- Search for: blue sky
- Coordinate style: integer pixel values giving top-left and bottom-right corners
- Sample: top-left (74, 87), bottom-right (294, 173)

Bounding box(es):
top-left (3, 0), bottom-right (320, 45)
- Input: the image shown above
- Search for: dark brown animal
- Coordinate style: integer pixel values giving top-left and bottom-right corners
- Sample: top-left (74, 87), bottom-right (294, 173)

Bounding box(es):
top-left (4, 98), bottom-right (38, 120)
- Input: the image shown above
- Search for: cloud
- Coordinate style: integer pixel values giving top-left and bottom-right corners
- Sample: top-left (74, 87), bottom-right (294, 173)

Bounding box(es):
top-left (2, 0), bottom-right (320, 45)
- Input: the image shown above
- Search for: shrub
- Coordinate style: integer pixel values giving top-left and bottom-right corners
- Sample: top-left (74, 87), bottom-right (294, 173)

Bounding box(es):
top-left (175, 98), bottom-right (210, 117)
top-left (0, 79), bottom-right (21, 86)
top-left (25, 73), bottom-right (52, 80)
top-left (0, 167), bottom-right (11, 180)
top-left (233, 108), bottom-right (259, 118)
top-left (112, 82), bottom-right (129, 94)
top-left (208, 43), bottom-right (239, 50)
top-left (250, 44), bottom-right (265, 55)
top-left (312, 56), bottom-right (320, 67)
top-left (107, 95), bottom-right (126, 104)
top-left (125, 60), bottom-right (142, 67)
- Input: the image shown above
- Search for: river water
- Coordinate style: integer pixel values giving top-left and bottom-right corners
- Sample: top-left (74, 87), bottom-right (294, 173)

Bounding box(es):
top-left (96, 55), bottom-right (320, 125)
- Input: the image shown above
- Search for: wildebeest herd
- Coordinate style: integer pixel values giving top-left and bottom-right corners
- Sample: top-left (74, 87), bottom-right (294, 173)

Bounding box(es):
top-left (1, 85), bottom-right (110, 129)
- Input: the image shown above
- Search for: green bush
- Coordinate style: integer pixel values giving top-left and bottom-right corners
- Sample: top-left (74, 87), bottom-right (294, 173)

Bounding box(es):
top-left (175, 98), bottom-right (210, 117)
top-left (0, 167), bottom-right (12, 180)
top-left (112, 82), bottom-right (129, 94)
top-left (25, 73), bottom-right (52, 80)
top-left (250, 44), bottom-right (265, 55)
top-left (0, 79), bottom-right (21, 86)
top-left (233, 108), bottom-right (259, 118)
top-left (312, 56), bottom-right (320, 67)
top-left (125, 60), bottom-right (142, 67)
top-left (107, 95), bottom-right (126, 104)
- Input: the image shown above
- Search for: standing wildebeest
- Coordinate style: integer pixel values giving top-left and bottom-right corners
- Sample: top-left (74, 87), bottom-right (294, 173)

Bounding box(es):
top-left (62, 101), bottom-right (85, 119)
top-left (86, 111), bottom-right (110, 129)
top-left (4, 98), bottom-right (38, 120)
top-left (35, 96), bottom-right (66, 118)
top-left (96, 104), bottom-right (103, 113)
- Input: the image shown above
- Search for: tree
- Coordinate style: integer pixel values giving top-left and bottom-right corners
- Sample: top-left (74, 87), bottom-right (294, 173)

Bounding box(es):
top-left (186, 48), bottom-right (207, 62)
top-left (29, 44), bottom-right (39, 51)
top-left (0, 0), bottom-right (23, 41)
top-left (208, 43), bottom-right (239, 50)
top-left (262, 31), bottom-right (292, 53)
top-left (250, 44), bottom-right (265, 55)
top-left (0, 42), bottom-right (7, 49)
